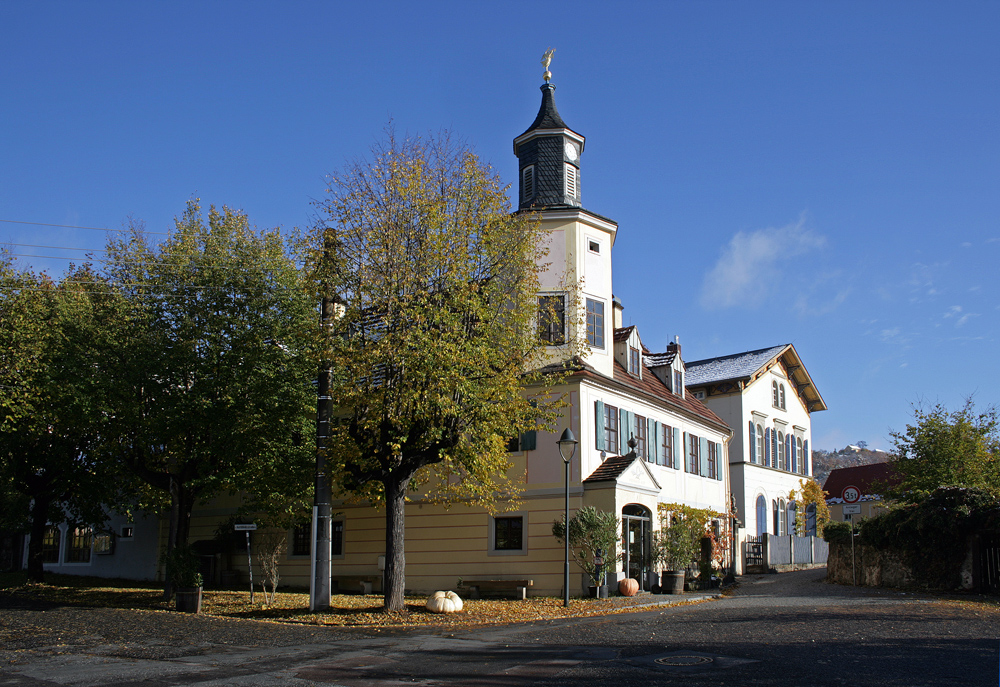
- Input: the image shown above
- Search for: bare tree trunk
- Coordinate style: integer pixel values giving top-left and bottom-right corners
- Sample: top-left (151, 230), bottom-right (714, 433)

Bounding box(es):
top-left (383, 475), bottom-right (407, 612)
top-left (26, 495), bottom-right (52, 583)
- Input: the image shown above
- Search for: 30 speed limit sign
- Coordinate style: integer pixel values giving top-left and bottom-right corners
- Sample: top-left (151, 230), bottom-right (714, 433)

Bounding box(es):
top-left (842, 485), bottom-right (861, 503)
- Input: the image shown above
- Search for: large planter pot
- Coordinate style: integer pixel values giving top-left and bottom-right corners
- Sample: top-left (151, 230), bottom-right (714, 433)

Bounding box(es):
top-left (660, 571), bottom-right (685, 595)
top-left (175, 586), bottom-right (203, 613)
top-left (588, 585), bottom-right (609, 599)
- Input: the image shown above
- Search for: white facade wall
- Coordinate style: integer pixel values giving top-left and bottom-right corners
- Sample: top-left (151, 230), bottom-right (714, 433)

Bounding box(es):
top-left (699, 363), bottom-right (814, 538)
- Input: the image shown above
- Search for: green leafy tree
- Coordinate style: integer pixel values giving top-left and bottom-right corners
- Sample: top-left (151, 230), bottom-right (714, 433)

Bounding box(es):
top-left (100, 201), bottom-right (317, 586)
top-left (886, 399), bottom-right (1000, 503)
top-left (309, 131), bottom-right (563, 612)
top-left (552, 506), bottom-right (622, 587)
top-left (0, 259), bottom-right (120, 581)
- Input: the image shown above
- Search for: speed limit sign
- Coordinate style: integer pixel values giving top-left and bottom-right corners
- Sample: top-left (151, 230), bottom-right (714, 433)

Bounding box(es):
top-left (842, 485), bottom-right (861, 503)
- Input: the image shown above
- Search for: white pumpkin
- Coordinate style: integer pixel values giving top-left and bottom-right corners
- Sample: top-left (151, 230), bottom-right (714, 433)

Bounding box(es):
top-left (425, 590), bottom-right (463, 613)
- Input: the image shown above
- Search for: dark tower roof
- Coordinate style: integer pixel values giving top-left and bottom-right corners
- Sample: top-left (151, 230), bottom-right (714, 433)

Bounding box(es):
top-left (513, 81), bottom-right (585, 211)
top-left (519, 83), bottom-right (568, 135)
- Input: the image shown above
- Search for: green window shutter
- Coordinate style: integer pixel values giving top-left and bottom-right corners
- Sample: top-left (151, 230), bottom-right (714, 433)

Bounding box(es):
top-left (619, 408), bottom-right (629, 455)
top-left (654, 421), bottom-right (664, 466)
top-left (682, 432), bottom-right (688, 472)
top-left (673, 427), bottom-right (681, 469)
top-left (716, 442), bottom-right (724, 480)
top-left (521, 430), bottom-right (536, 451)
top-left (595, 400), bottom-right (605, 451)
top-left (699, 436), bottom-right (709, 477)
top-left (647, 417), bottom-right (657, 464)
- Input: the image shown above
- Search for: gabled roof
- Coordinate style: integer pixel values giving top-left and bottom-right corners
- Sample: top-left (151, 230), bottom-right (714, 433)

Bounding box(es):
top-left (644, 350), bottom-right (676, 368)
top-left (685, 343), bottom-right (828, 413)
top-left (583, 454), bottom-right (636, 483)
top-left (684, 345), bottom-right (787, 385)
top-left (583, 451), bottom-right (661, 491)
top-left (613, 326), bottom-right (650, 353)
top-left (823, 462), bottom-right (901, 503)
top-left (613, 325), bottom-right (636, 343)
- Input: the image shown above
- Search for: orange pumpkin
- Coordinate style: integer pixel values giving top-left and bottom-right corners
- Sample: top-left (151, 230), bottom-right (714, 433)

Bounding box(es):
top-left (619, 578), bottom-right (639, 596)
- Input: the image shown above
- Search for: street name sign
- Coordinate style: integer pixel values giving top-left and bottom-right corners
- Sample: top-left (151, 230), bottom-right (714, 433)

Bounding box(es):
top-left (843, 504), bottom-right (862, 515)
top-left (234, 523), bottom-right (257, 531)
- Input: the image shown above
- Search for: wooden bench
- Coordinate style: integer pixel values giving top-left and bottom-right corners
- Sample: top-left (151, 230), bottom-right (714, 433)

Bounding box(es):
top-left (331, 575), bottom-right (381, 595)
top-left (457, 579), bottom-right (533, 600)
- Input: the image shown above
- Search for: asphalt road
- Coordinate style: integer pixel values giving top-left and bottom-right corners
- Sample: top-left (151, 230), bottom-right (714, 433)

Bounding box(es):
top-left (2, 568), bottom-right (998, 686)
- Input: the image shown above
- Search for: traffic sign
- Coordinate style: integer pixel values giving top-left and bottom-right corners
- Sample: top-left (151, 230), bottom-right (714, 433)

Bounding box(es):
top-left (234, 523), bottom-right (257, 531)
top-left (842, 485), bottom-right (861, 503)
top-left (843, 504), bottom-right (862, 515)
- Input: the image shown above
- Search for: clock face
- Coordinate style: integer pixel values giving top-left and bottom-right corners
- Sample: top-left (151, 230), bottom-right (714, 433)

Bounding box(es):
top-left (564, 141), bottom-right (579, 161)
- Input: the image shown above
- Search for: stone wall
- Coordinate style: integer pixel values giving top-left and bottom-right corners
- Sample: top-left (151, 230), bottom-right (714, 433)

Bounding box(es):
top-left (827, 540), bottom-right (976, 590)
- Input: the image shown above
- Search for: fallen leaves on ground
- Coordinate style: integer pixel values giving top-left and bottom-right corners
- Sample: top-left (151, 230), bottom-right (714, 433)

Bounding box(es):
top-left (0, 573), bottom-right (702, 629)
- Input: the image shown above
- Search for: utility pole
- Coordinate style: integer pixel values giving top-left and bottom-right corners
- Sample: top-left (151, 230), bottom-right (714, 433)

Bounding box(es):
top-left (312, 240), bottom-right (334, 612)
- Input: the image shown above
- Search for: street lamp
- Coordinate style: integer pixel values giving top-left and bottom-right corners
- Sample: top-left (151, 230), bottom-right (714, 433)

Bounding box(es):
top-left (557, 427), bottom-right (578, 607)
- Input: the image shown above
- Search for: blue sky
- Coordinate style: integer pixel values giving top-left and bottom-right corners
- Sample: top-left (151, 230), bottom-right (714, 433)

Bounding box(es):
top-left (2, 1), bottom-right (997, 451)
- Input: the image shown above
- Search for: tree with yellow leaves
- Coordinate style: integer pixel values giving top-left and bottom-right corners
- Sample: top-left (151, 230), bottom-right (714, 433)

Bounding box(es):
top-left (789, 478), bottom-right (831, 536)
top-left (309, 130), bottom-right (563, 612)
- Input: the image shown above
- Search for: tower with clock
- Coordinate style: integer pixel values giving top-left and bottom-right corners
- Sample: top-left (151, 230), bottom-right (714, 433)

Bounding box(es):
top-left (515, 68), bottom-right (618, 378)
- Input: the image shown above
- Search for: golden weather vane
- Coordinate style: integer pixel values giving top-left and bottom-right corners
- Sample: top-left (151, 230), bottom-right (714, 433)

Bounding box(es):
top-left (541, 48), bottom-right (555, 83)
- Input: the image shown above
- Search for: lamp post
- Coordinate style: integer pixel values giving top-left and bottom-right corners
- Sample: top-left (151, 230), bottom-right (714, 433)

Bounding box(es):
top-left (557, 427), bottom-right (578, 608)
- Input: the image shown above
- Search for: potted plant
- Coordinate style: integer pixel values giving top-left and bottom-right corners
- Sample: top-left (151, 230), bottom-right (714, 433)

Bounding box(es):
top-left (652, 504), bottom-right (707, 594)
top-left (552, 506), bottom-right (621, 598)
top-left (164, 544), bottom-right (204, 613)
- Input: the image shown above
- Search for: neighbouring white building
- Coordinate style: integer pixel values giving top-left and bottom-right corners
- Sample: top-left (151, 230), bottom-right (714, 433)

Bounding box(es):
top-left (685, 344), bottom-right (827, 572)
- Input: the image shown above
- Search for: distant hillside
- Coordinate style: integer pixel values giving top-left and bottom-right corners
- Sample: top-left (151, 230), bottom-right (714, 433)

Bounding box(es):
top-left (811, 444), bottom-right (893, 488)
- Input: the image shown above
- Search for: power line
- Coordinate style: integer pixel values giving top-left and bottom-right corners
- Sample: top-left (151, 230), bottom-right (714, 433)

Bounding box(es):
top-left (0, 219), bottom-right (170, 236)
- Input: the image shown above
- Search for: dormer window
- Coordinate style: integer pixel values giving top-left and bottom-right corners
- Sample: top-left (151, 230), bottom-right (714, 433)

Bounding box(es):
top-left (628, 346), bottom-right (640, 376)
top-left (521, 165), bottom-right (535, 203)
top-left (673, 369), bottom-right (683, 395)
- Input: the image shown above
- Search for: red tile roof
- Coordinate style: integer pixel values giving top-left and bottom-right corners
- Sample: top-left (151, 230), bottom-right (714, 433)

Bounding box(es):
top-left (535, 356), bottom-right (730, 435)
top-left (823, 462), bottom-right (901, 501)
top-left (583, 454), bottom-right (637, 483)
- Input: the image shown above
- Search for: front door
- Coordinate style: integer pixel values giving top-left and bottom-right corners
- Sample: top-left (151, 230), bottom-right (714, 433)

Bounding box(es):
top-left (622, 505), bottom-right (652, 590)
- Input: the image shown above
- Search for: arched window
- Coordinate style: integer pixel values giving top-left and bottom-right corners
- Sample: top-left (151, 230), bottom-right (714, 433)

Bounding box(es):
top-left (772, 380), bottom-right (779, 407)
top-left (778, 384), bottom-right (786, 410)
top-left (756, 495), bottom-right (767, 536)
top-left (756, 424), bottom-right (764, 466)
top-left (796, 437), bottom-right (804, 473)
top-left (790, 437), bottom-right (798, 473)
top-left (777, 432), bottom-right (785, 471)
top-left (787, 501), bottom-right (797, 536)
top-left (777, 498), bottom-right (787, 536)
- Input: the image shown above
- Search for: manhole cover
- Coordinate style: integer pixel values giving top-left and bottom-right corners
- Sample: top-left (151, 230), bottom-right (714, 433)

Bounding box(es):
top-left (654, 655), bottom-right (714, 666)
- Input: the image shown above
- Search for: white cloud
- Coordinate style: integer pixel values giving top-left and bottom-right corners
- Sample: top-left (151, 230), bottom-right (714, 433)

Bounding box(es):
top-left (880, 327), bottom-right (901, 342)
top-left (700, 216), bottom-right (825, 310)
top-left (961, 242), bottom-right (973, 248)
